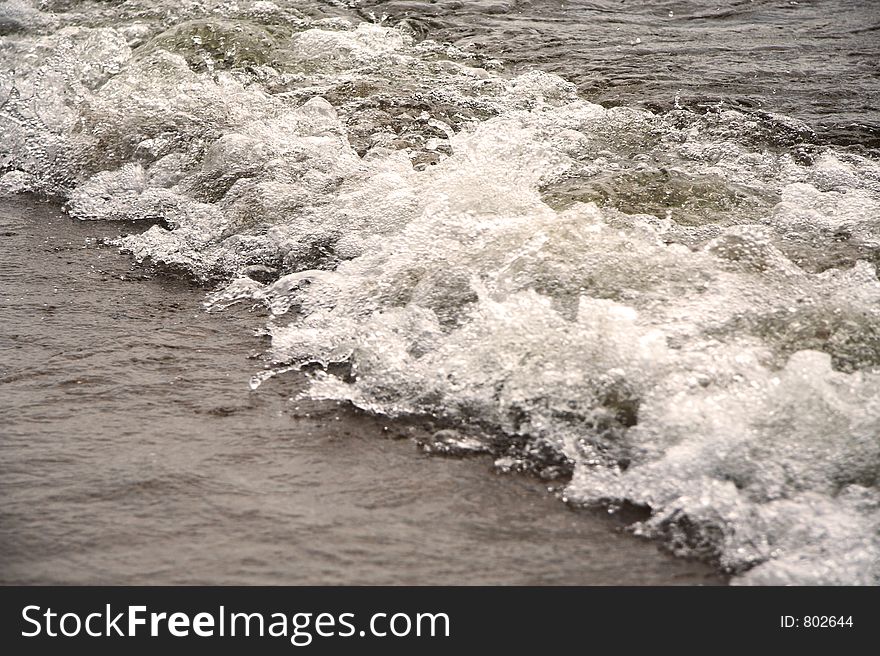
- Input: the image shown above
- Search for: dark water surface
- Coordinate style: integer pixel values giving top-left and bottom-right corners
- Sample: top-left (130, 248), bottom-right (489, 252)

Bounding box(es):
top-left (352, 0), bottom-right (880, 151)
top-left (0, 198), bottom-right (722, 584)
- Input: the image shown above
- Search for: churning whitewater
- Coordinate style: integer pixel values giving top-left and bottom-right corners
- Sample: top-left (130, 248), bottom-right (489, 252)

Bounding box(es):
top-left (2, 0), bottom-right (879, 584)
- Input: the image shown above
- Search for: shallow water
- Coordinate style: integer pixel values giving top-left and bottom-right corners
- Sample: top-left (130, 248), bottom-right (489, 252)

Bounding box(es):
top-left (1, 0), bottom-right (879, 585)
top-left (0, 197), bottom-right (722, 584)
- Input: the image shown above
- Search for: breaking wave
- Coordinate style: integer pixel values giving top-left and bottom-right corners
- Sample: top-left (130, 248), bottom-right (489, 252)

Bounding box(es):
top-left (2, 0), bottom-right (879, 584)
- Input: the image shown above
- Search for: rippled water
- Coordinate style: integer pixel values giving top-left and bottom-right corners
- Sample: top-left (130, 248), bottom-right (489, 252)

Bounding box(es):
top-left (1, 0), bottom-right (879, 584)
top-left (353, 0), bottom-right (880, 152)
top-left (0, 197), bottom-right (722, 584)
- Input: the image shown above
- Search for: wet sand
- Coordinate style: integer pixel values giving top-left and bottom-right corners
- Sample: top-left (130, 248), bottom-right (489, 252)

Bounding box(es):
top-left (0, 197), bottom-right (723, 585)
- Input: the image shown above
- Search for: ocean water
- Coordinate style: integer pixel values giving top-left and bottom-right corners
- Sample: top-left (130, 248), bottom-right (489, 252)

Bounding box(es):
top-left (1, 0), bottom-right (878, 584)
top-left (1, 197), bottom-right (724, 584)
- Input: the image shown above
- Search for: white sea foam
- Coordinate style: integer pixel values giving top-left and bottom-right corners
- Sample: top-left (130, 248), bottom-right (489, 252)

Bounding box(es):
top-left (2, 1), bottom-right (879, 584)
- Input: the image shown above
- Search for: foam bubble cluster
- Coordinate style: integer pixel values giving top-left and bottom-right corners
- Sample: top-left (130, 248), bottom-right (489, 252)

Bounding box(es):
top-left (3, 1), bottom-right (879, 584)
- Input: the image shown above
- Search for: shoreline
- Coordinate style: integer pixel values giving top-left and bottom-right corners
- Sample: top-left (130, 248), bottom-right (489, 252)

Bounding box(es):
top-left (0, 196), bottom-right (725, 585)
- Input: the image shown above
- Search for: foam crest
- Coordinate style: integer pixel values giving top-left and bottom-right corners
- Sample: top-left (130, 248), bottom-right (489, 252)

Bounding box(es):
top-left (3, 3), bottom-right (879, 584)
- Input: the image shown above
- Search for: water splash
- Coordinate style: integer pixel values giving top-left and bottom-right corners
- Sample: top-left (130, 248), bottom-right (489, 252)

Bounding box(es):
top-left (3, 0), bottom-right (879, 584)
